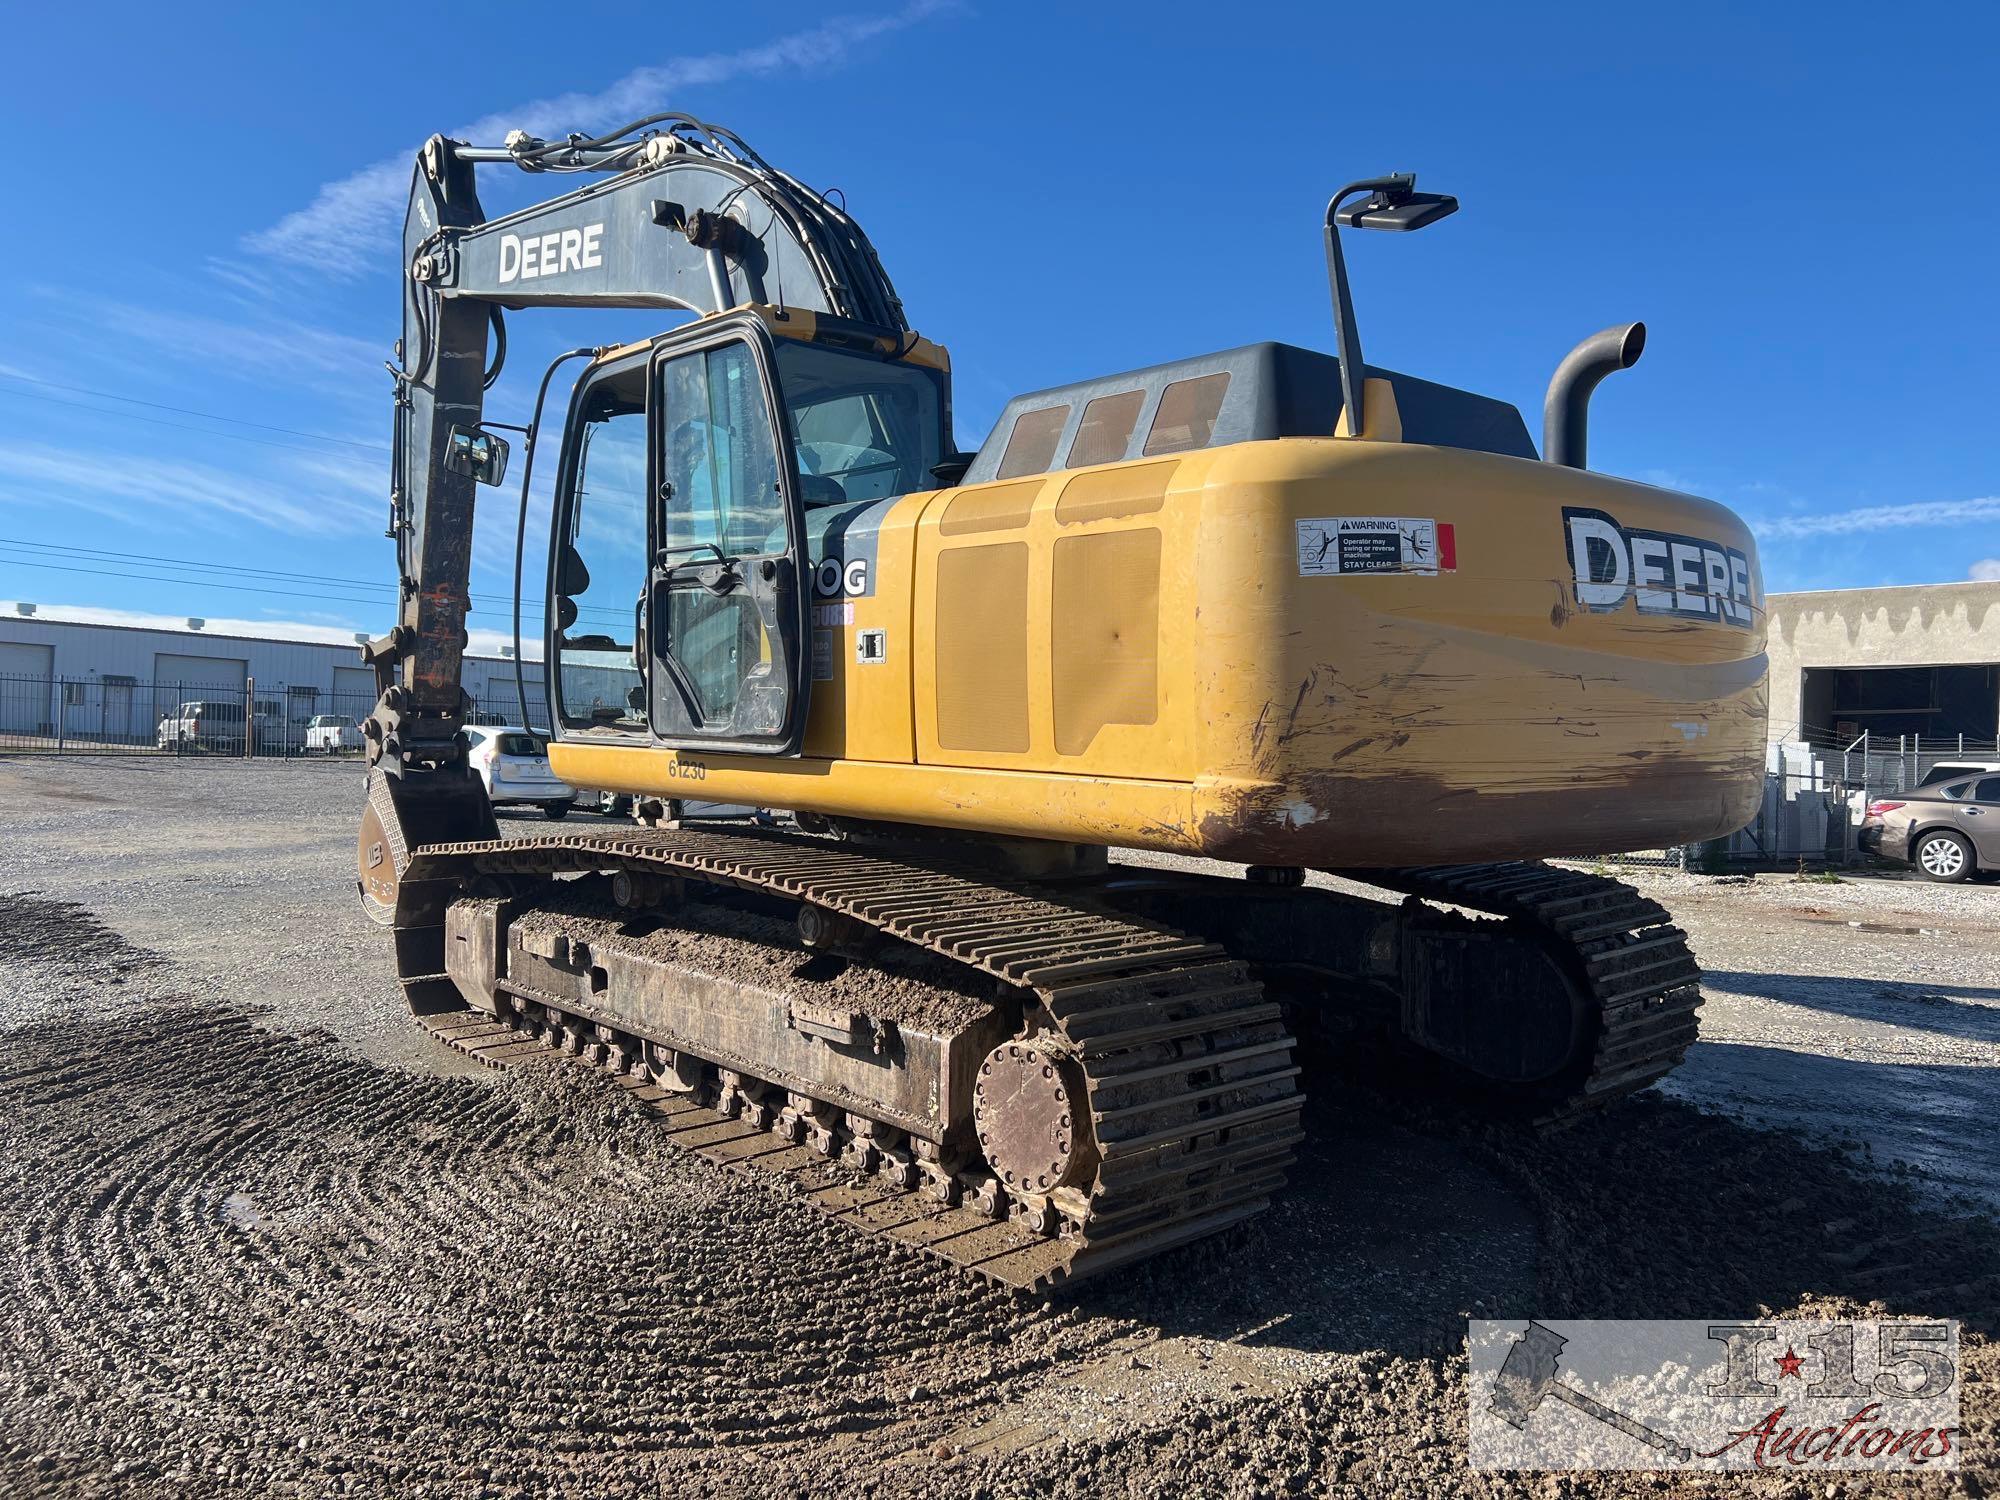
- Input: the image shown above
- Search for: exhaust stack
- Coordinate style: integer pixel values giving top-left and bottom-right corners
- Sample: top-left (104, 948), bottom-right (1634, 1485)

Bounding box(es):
top-left (1543, 322), bottom-right (1645, 469)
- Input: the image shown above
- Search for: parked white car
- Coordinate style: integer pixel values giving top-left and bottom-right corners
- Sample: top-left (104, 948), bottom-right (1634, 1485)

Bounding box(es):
top-left (1917, 759), bottom-right (2000, 788)
top-left (464, 726), bottom-right (577, 818)
top-left (304, 713), bottom-right (363, 754)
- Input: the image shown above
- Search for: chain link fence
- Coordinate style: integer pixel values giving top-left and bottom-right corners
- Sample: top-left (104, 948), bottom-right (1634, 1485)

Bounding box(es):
top-left (0, 674), bottom-right (554, 758)
top-left (1597, 729), bottom-right (2000, 872)
top-left (1757, 729), bottom-right (1998, 867)
top-left (0, 674), bottom-right (384, 759)
top-left (1590, 848), bottom-right (1689, 870)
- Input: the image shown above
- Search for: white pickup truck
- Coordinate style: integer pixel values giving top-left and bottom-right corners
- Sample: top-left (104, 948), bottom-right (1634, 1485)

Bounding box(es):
top-left (155, 700), bottom-right (277, 753)
top-left (304, 714), bottom-right (364, 754)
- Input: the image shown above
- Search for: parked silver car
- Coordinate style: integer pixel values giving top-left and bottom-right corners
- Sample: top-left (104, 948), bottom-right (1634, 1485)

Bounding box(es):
top-left (594, 790), bottom-right (768, 823)
top-left (1916, 759), bottom-right (2000, 789)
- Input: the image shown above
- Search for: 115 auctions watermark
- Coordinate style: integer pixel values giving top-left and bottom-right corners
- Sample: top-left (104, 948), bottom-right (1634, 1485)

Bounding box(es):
top-left (1468, 1319), bottom-right (1961, 1471)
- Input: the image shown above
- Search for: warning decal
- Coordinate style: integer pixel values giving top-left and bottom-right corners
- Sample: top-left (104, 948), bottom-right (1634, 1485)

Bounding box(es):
top-left (1297, 517), bottom-right (1456, 577)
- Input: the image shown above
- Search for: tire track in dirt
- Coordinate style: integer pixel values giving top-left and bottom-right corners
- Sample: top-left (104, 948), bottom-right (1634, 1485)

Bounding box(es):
top-left (3, 874), bottom-right (1996, 1498)
top-left (0, 898), bottom-right (1142, 1496)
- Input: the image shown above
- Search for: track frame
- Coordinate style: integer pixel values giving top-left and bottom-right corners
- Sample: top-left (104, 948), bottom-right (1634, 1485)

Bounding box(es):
top-left (386, 823), bottom-right (1702, 1287)
top-left (402, 826), bottom-right (1306, 1290)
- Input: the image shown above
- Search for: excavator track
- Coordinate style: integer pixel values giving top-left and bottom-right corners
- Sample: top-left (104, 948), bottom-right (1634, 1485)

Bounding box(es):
top-left (1348, 861), bottom-right (1704, 1125)
top-left (397, 827), bottom-right (1305, 1291)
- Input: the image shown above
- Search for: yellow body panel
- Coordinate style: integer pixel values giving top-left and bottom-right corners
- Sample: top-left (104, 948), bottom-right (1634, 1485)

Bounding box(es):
top-left (1180, 439), bottom-right (1766, 863)
top-left (550, 435), bottom-right (1767, 866)
top-left (798, 489), bottom-right (928, 764)
top-left (914, 457), bottom-right (1197, 778)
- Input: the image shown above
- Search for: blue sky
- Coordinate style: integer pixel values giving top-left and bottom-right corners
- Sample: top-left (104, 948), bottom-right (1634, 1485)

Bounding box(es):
top-left (3, 0), bottom-right (1995, 651)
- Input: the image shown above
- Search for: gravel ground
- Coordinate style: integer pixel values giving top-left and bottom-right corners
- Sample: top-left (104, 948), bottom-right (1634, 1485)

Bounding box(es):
top-left (0, 757), bottom-right (1994, 1498)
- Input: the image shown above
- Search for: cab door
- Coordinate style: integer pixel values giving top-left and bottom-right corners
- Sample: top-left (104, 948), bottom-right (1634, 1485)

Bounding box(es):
top-left (646, 325), bottom-right (810, 754)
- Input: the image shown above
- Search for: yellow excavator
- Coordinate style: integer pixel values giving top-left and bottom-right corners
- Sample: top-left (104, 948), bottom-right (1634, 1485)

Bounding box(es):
top-left (358, 113), bottom-right (1766, 1287)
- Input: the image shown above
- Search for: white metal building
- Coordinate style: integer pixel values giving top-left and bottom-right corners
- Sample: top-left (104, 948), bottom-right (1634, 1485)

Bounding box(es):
top-left (0, 606), bottom-right (548, 741)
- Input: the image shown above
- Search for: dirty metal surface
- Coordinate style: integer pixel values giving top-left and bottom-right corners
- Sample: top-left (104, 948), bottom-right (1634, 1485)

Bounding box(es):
top-left (402, 826), bottom-right (1306, 1289)
top-left (974, 1040), bottom-right (1087, 1194)
top-left (1351, 862), bottom-right (1704, 1124)
top-left (417, 1006), bottom-right (1090, 1287)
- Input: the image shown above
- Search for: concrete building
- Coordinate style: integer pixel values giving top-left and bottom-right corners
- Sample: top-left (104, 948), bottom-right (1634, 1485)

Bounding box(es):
top-left (1764, 580), bottom-right (2000, 748)
top-left (0, 606), bottom-right (548, 742)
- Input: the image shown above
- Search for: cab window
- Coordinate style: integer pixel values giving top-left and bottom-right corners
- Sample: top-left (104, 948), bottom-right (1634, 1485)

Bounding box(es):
top-left (654, 340), bottom-right (789, 732)
top-left (555, 361), bottom-right (648, 729)
top-left (660, 342), bottom-right (785, 557)
top-left (772, 340), bottom-right (945, 505)
top-left (997, 405), bottom-right (1068, 480)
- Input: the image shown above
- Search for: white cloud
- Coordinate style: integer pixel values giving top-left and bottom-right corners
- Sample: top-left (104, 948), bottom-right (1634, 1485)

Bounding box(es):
top-left (1633, 467), bottom-right (1699, 494)
top-left (203, 256), bottom-right (277, 294)
top-left (1971, 559), bottom-right (2000, 582)
top-left (1752, 496), bottom-right (2000, 540)
top-left (247, 3), bottom-right (952, 276)
top-left (0, 441), bottom-right (380, 536)
top-left (28, 288), bottom-right (379, 384)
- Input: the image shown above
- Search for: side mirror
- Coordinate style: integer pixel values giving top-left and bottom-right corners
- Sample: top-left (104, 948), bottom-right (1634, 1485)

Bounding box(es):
top-left (928, 452), bottom-right (975, 487)
top-left (443, 424), bottom-right (511, 486)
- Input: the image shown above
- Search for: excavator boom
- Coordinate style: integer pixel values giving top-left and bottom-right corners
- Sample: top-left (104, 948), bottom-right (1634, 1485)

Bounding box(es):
top-left (370, 115), bottom-right (911, 787)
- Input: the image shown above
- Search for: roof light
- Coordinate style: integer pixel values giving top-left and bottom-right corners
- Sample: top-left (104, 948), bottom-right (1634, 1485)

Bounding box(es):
top-left (1323, 174), bottom-right (1459, 440)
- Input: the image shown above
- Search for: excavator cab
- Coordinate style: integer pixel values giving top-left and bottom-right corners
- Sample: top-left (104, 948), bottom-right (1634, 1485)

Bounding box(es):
top-left (548, 310), bottom-right (949, 757)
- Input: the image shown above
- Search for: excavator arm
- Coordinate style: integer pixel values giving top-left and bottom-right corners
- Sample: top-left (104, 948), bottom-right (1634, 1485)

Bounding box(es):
top-left (366, 114), bottom-right (910, 781)
top-left (358, 114), bottom-right (916, 927)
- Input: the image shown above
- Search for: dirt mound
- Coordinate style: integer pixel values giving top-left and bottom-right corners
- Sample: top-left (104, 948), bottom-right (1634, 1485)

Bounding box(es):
top-left (2, 995), bottom-right (1993, 1497)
